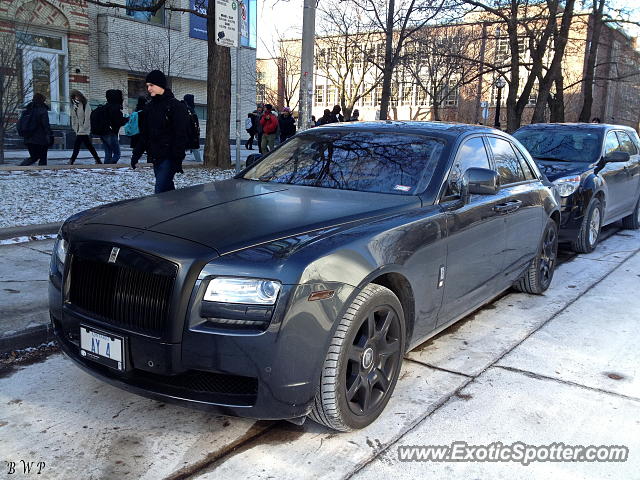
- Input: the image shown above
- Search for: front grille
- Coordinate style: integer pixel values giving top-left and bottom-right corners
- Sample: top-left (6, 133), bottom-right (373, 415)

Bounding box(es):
top-left (69, 256), bottom-right (175, 336)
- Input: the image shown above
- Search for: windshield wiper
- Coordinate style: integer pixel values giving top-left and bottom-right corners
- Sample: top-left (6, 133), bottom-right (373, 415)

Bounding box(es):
top-left (533, 156), bottom-right (570, 162)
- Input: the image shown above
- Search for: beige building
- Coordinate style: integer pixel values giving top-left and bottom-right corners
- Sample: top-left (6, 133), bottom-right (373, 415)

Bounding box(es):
top-left (261, 12), bottom-right (640, 130)
top-left (1, 0), bottom-right (256, 146)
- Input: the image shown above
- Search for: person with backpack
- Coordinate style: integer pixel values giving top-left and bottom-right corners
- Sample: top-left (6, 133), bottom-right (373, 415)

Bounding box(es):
top-left (130, 70), bottom-right (190, 194)
top-left (245, 112), bottom-right (257, 150)
top-left (68, 90), bottom-right (101, 165)
top-left (181, 94), bottom-right (201, 162)
top-left (126, 96), bottom-right (147, 151)
top-left (17, 93), bottom-right (52, 166)
top-left (259, 104), bottom-right (278, 153)
top-left (91, 89), bottom-right (128, 164)
top-left (278, 107), bottom-right (296, 143)
top-left (255, 105), bottom-right (264, 153)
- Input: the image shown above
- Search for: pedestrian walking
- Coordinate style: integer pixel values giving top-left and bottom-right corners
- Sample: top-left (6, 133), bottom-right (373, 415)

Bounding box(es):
top-left (68, 90), bottom-right (101, 165)
top-left (348, 109), bottom-right (360, 122)
top-left (260, 104), bottom-right (278, 153)
top-left (255, 105), bottom-right (264, 153)
top-left (130, 70), bottom-right (190, 194)
top-left (181, 94), bottom-right (202, 162)
top-left (93, 89), bottom-right (128, 164)
top-left (330, 105), bottom-right (344, 123)
top-left (278, 107), bottom-right (296, 143)
top-left (17, 93), bottom-right (52, 166)
top-left (245, 112), bottom-right (257, 150)
top-left (318, 109), bottom-right (333, 126)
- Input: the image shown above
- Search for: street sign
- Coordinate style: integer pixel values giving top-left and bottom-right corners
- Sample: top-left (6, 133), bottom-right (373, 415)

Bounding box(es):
top-left (480, 101), bottom-right (489, 120)
top-left (215, 0), bottom-right (238, 47)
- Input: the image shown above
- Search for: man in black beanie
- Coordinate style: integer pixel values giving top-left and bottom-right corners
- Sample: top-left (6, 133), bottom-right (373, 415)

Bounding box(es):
top-left (131, 69), bottom-right (190, 193)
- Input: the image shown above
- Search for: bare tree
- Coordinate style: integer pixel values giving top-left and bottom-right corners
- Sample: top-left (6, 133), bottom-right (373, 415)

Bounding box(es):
top-left (0, 31), bottom-right (28, 164)
top-left (404, 23), bottom-right (483, 120)
top-left (315, 0), bottom-right (383, 119)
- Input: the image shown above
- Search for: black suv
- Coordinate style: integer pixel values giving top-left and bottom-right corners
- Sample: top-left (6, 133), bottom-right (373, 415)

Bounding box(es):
top-left (514, 123), bottom-right (640, 252)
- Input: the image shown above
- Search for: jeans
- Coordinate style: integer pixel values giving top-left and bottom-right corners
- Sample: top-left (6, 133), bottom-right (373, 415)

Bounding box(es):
top-left (261, 133), bottom-right (276, 153)
top-left (100, 134), bottom-right (120, 164)
top-left (153, 159), bottom-right (176, 194)
top-left (70, 134), bottom-right (101, 164)
top-left (190, 149), bottom-right (202, 162)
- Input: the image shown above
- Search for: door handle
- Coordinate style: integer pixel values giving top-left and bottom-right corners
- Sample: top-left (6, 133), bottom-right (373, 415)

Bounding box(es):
top-left (493, 200), bottom-right (522, 214)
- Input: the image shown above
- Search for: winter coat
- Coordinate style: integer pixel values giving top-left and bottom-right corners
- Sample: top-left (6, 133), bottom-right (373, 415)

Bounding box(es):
top-left (182, 94), bottom-right (200, 150)
top-left (260, 112), bottom-right (278, 135)
top-left (132, 88), bottom-right (190, 168)
top-left (105, 89), bottom-right (128, 135)
top-left (278, 115), bottom-right (296, 139)
top-left (71, 100), bottom-right (92, 135)
top-left (21, 102), bottom-right (52, 146)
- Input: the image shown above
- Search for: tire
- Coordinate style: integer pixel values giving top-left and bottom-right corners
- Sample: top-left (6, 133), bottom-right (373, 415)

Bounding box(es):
top-left (514, 219), bottom-right (558, 295)
top-left (309, 284), bottom-right (406, 431)
top-left (572, 198), bottom-right (603, 253)
top-left (621, 196), bottom-right (640, 230)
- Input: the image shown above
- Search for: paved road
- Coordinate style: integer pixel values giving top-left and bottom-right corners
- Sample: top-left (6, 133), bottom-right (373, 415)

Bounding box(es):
top-left (1, 230), bottom-right (639, 479)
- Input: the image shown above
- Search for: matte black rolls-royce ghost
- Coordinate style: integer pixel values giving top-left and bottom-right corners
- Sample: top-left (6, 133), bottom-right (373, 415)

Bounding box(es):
top-left (514, 123), bottom-right (640, 252)
top-left (49, 122), bottom-right (560, 431)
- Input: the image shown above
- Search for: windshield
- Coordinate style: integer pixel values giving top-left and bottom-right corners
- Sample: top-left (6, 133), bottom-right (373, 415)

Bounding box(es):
top-left (514, 129), bottom-right (603, 163)
top-left (241, 131), bottom-right (445, 195)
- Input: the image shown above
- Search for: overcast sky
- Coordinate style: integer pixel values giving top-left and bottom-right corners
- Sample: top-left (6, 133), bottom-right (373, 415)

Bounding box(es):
top-left (255, 0), bottom-right (640, 59)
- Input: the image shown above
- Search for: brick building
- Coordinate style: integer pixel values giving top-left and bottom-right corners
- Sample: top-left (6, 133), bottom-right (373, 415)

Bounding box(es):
top-left (1, 0), bottom-right (257, 147)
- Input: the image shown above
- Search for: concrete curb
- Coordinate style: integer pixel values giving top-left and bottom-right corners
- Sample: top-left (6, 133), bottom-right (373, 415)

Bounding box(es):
top-left (0, 222), bottom-right (63, 240)
top-left (0, 162), bottom-right (221, 172)
top-left (0, 323), bottom-right (55, 354)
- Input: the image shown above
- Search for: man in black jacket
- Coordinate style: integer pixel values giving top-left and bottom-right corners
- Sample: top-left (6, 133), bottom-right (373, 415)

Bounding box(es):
top-left (101, 89), bottom-right (128, 164)
top-left (18, 93), bottom-right (52, 166)
top-left (131, 70), bottom-right (190, 194)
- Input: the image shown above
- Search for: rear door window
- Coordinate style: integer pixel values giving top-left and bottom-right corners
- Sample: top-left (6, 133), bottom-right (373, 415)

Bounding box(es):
top-left (487, 136), bottom-right (526, 185)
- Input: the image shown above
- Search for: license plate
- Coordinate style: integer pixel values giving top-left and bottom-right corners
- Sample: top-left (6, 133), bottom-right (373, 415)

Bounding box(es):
top-left (79, 326), bottom-right (125, 371)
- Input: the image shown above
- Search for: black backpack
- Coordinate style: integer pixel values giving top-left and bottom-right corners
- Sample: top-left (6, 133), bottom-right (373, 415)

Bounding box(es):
top-left (90, 104), bottom-right (110, 135)
top-left (16, 108), bottom-right (38, 137)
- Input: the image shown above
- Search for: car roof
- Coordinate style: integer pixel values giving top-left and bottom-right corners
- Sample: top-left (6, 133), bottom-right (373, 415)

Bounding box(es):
top-left (306, 120), bottom-right (503, 140)
top-left (515, 122), bottom-right (636, 132)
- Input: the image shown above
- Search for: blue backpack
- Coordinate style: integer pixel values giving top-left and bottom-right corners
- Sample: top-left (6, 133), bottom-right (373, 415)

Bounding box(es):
top-left (124, 111), bottom-right (140, 136)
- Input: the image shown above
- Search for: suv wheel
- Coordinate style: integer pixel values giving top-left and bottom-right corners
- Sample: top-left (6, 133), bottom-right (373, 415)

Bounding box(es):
top-left (621, 196), bottom-right (640, 230)
top-left (514, 218), bottom-right (558, 294)
top-left (309, 284), bottom-right (405, 431)
top-left (572, 198), bottom-right (602, 253)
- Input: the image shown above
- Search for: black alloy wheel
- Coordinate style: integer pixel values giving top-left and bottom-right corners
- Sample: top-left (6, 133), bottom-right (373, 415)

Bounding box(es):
top-left (514, 219), bottom-right (558, 294)
top-left (310, 284), bottom-right (405, 431)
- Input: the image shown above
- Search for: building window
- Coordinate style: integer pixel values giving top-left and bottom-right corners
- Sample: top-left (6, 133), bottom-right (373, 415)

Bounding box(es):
top-left (126, 0), bottom-right (165, 25)
top-left (401, 84), bottom-right (414, 106)
top-left (314, 85), bottom-right (324, 105)
top-left (441, 81), bottom-right (459, 107)
top-left (327, 84), bottom-right (337, 105)
top-left (375, 85), bottom-right (383, 105)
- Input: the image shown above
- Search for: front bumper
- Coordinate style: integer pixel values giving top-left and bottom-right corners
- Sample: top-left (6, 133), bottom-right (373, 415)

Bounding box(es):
top-left (50, 273), bottom-right (356, 421)
top-left (558, 193), bottom-right (589, 243)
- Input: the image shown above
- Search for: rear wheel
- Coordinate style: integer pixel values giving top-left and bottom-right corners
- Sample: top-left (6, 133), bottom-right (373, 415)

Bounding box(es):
top-left (572, 198), bottom-right (602, 253)
top-left (514, 219), bottom-right (558, 294)
top-left (621, 196), bottom-right (640, 230)
top-left (309, 284), bottom-right (405, 431)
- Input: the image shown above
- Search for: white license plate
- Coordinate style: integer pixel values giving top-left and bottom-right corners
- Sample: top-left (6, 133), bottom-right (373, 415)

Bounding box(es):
top-left (79, 326), bottom-right (125, 371)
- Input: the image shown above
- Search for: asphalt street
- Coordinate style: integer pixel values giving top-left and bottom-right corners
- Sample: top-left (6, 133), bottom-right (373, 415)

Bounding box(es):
top-left (1, 229), bottom-right (639, 479)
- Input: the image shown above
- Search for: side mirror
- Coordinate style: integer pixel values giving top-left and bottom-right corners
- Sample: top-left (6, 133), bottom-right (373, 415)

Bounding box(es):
top-left (461, 167), bottom-right (500, 203)
top-left (604, 151), bottom-right (630, 163)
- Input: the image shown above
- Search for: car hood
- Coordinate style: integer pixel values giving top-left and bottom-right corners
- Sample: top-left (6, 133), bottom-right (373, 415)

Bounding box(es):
top-left (78, 178), bottom-right (421, 254)
top-left (534, 159), bottom-right (591, 182)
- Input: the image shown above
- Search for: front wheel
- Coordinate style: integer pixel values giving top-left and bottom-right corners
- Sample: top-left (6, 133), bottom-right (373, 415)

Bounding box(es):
top-left (572, 198), bottom-right (602, 253)
top-left (514, 219), bottom-right (558, 294)
top-left (309, 284), bottom-right (405, 431)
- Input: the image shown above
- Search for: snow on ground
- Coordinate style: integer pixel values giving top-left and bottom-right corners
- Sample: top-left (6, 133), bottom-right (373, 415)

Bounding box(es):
top-left (0, 167), bottom-right (235, 229)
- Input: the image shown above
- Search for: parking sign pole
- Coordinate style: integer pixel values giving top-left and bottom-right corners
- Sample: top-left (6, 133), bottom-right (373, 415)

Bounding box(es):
top-left (235, 1), bottom-right (242, 173)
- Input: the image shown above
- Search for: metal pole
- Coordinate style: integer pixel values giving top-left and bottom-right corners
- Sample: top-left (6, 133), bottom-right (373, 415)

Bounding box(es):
top-left (298, 0), bottom-right (316, 131)
top-left (494, 86), bottom-right (502, 129)
top-left (235, 1), bottom-right (243, 172)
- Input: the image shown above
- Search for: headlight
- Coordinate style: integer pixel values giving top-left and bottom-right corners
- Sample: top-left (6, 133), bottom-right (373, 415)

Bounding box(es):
top-left (55, 237), bottom-right (68, 265)
top-left (553, 175), bottom-right (581, 197)
top-left (204, 277), bottom-right (281, 305)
